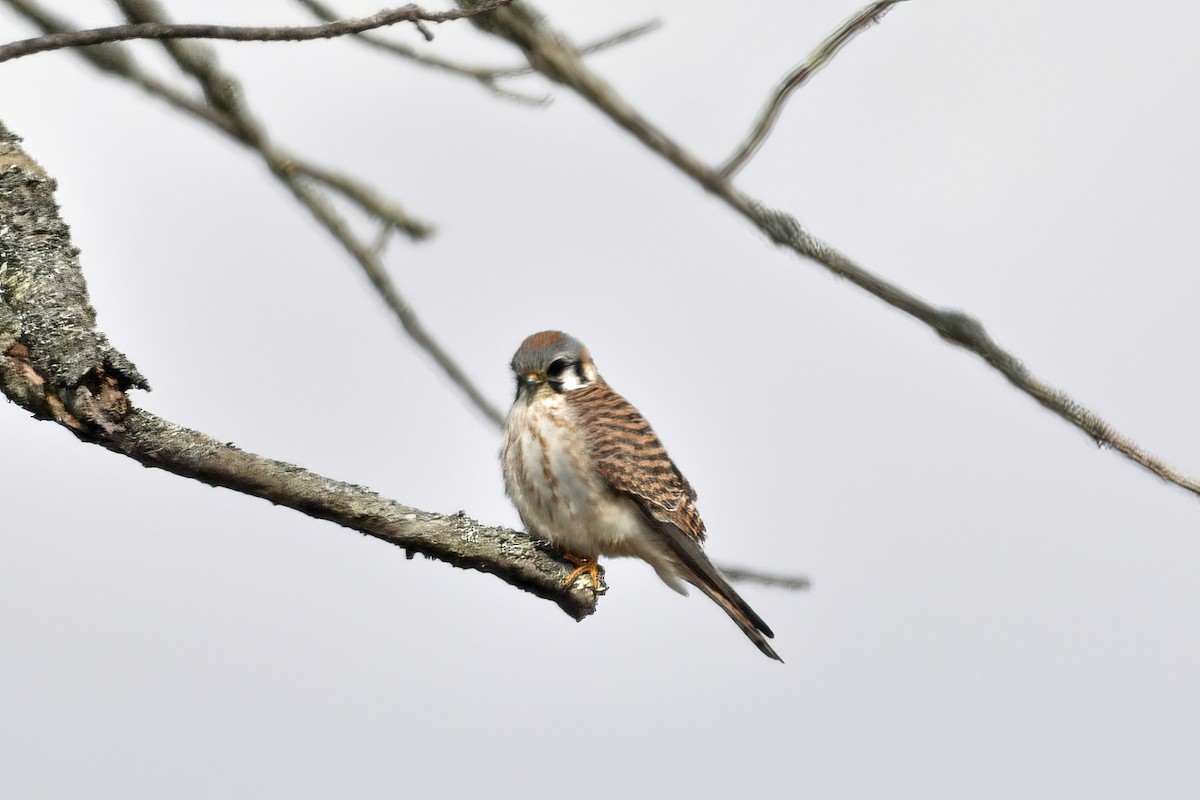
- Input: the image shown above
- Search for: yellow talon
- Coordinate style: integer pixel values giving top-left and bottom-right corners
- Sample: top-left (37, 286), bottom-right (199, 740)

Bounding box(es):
top-left (562, 553), bottom-right (604, 592)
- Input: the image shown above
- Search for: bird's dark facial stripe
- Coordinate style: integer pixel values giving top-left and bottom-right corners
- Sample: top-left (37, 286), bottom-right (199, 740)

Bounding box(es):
top-left (545, 355), bottom-right (599, 394)
top-left (547, 358), bottom-right (570, 380)
top-left (544, 357), bottom-right (569, 393)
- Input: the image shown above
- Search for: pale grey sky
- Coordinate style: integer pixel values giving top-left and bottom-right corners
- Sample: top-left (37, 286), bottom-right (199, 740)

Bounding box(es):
top-left (3, 1), bottom-right (1199, 797)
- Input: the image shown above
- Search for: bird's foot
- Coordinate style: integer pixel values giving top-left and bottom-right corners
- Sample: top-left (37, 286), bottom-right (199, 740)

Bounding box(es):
top-left (562, 554), bottom-right (606, 594)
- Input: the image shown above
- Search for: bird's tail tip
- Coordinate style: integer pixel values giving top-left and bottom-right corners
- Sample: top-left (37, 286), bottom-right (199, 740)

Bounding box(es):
top-left (698, 581), bottom-right (784, 662)
top-left (747, 622), bottom-right (784, 662)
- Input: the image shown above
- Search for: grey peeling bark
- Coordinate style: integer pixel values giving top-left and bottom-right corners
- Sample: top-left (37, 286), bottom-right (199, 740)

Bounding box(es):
top-left (0, 120), bottom-right (598, 621)
top-left (0, 126), bottom-right (147, 397)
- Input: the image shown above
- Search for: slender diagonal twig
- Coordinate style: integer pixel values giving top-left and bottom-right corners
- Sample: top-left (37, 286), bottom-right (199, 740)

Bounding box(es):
top-left (110, 0), bottom-right (504, 425)
top-left (279, 157), bottom-right (433, 240)
top-left (281, 167), bottom-right (506, 424)
top-left (575, 19), bottom-right (662, 60)
top-left (719, 0), bottom-right (908, 178)
top-left (719, 567), bottom-right (811, 591)
top-left (457, 0), bottom-right (1200, 500)
top-left (0, 0), bottom-right (514, 62)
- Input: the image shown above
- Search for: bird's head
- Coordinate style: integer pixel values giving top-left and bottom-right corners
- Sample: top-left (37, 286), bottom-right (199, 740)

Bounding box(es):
top-left (510, 330), bottom-right (599, 398)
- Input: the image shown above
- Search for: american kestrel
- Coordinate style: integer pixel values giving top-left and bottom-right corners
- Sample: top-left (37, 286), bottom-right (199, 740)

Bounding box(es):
top-left (501, 330), bottom-right (781, 661)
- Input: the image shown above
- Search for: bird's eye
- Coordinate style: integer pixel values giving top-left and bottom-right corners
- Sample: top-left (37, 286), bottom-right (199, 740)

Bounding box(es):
top-left (547, 358), bottom-right (570, 379)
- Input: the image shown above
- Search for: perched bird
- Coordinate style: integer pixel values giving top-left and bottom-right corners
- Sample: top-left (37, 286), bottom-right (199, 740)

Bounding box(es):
top-left (501, 330), bottom-right (781, 662)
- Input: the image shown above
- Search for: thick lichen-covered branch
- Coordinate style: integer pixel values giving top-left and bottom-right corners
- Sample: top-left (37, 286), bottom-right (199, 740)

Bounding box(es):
top-left (0, 120), bottom-right (598, 620)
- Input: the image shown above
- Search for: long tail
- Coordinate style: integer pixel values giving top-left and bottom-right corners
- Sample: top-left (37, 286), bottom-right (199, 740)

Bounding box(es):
top-left (693, 576), bottom-right (782, 662)
top-left (653, 521), bottom-right (783, 662)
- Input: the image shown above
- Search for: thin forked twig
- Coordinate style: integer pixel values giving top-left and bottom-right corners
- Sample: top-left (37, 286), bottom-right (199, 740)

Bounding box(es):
top-left (113, 0), bottom-right (506, 425)
top-left (295, 0), bottom-right (550, 104)
top-left (718, 0), bottom-right (908, 179)
top-left (457, 0), bottom-right (1200, 501)
top-left (296, 0), bottom-right (660, 104)
top-left (478, 18), bottom-right (664, 79)
top-left (0, 0), bottom-right (514, 63)
top-left (281, 167), bottom-right (505, 425)
top-left (12, 0), bottom-right (434, 239)
top-left (284, 157), bottom-right (432, 240)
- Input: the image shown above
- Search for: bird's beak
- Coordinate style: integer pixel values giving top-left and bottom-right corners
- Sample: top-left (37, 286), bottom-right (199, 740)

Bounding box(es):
top-left (516, 371), bottom-right (548, 396)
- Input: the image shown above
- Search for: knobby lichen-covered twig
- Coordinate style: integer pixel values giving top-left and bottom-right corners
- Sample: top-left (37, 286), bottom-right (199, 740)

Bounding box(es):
top-left (4, 0), bottom-right (505, 426)
top-left (0, 120), bottom-right (597, 620)
top-left (718, 0), bottom-right (908, 179)
top-left (455, 0), bottom-right (1200, 499)
top-left (0, 0), bottom-right (514, 63)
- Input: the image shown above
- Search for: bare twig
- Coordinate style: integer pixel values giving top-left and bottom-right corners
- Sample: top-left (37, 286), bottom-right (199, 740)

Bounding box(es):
top-left (0, 119), bottom-right (596, 620)
top-left (296, 0), bottom-right (549, 104)
top-left (471, 18), bottom-right (665, 80)
top-left (719, 0), bottom-right (908, 179)
top-left (719, 567), bottom-right (811, 591)
top-left (284, 157), bottom-right (432, 240)
top-left (457, 0), bottom-right (1200, 500)
top-left (5, 0), bottom-right (432, 239)
top-left (109, 0), bottom-right (505, 424)
top-left (296, 0), bottom-right (659, 104)
top-left (276, 166), bottom-right (505, 425)
top-left (576, 19), bottom-right (663, 60)
top-left (0, 0), bottom-right (515, 63)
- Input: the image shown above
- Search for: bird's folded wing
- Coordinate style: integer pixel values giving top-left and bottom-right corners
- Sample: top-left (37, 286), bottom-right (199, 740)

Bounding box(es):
top-left (567, 381), bottom-right (705, 544)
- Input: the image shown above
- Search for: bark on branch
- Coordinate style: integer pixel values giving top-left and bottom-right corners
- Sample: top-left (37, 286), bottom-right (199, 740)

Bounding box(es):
top-left (0, 120), bottom-right (598, 621)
